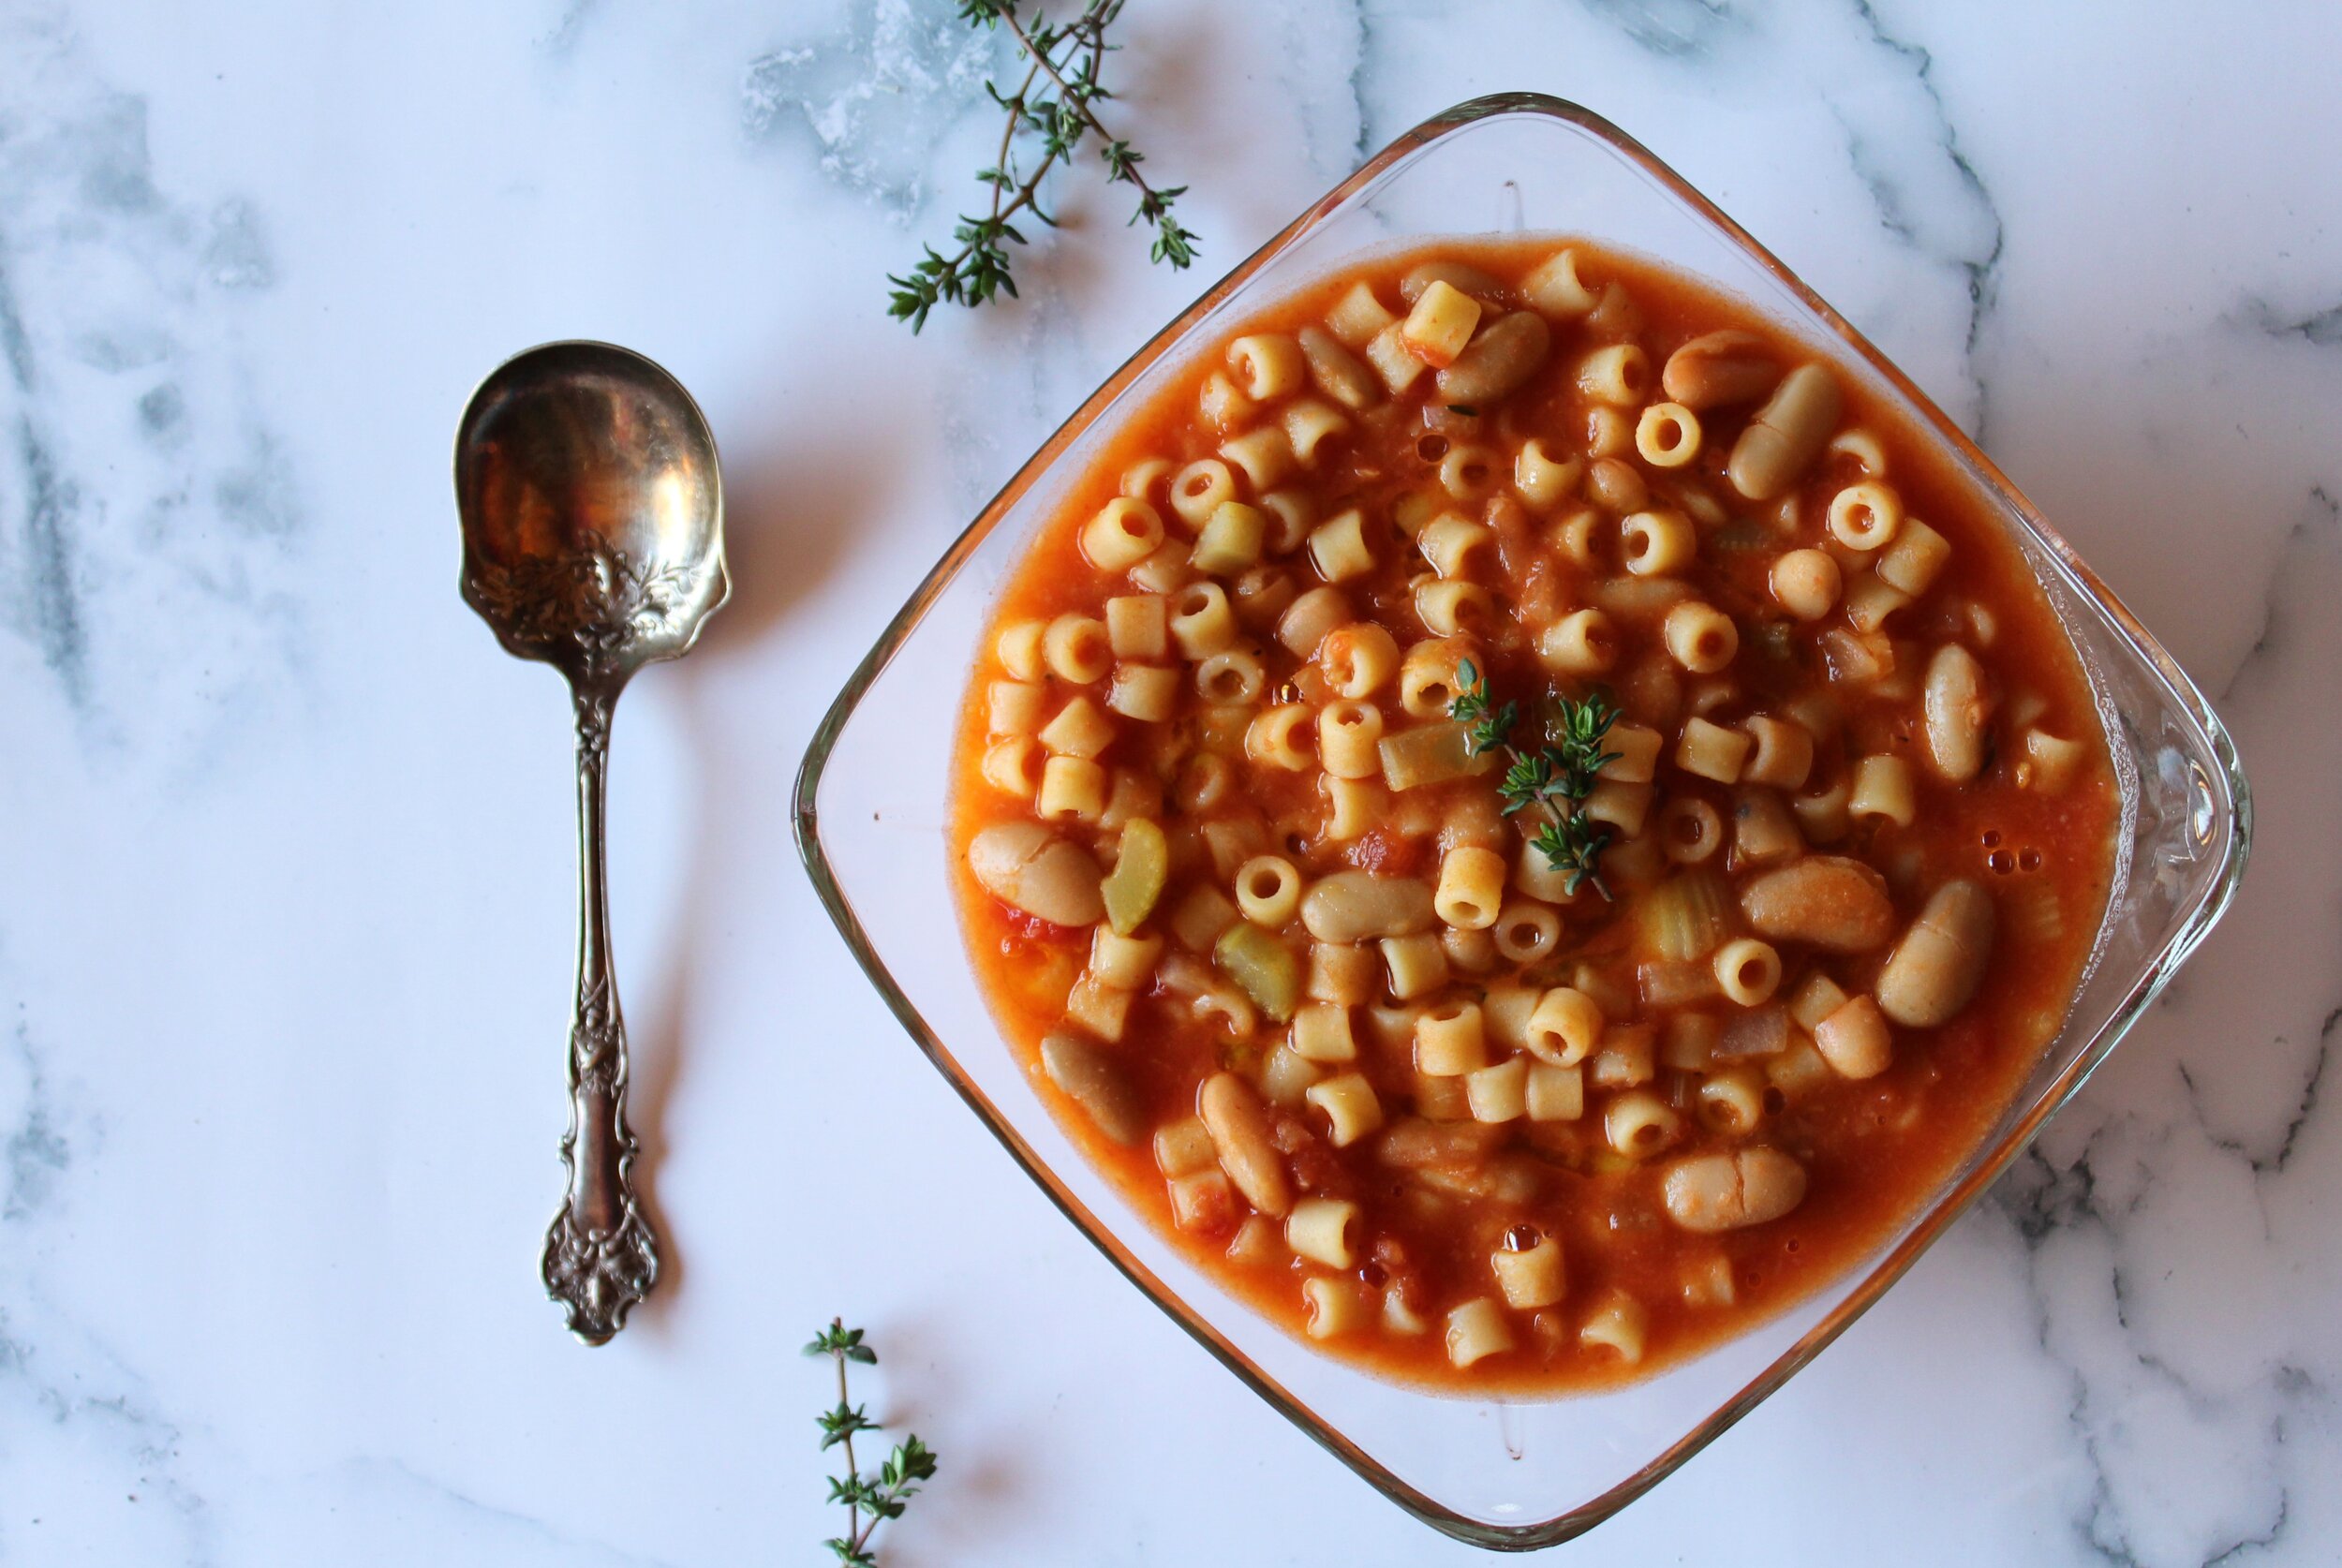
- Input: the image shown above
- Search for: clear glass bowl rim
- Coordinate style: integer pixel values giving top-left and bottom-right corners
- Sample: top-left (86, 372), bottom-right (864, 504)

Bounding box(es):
top-left (793, 92), bottom-right (2253, 1549)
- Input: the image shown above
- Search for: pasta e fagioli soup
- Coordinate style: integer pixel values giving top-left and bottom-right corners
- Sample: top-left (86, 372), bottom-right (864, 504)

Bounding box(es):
top-left (949, 238), bottom-right (2117, 1394)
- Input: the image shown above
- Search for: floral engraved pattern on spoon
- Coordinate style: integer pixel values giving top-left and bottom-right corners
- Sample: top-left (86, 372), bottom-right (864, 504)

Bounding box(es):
top-left (466, 533), bottom-right (710, 678)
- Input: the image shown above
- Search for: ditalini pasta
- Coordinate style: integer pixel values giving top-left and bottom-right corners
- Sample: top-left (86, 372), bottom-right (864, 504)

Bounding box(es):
top-left (952, 240), bottom-right (2117, 1395)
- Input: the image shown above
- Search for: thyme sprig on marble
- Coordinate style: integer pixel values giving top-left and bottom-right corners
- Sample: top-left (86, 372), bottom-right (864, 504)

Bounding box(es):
top-left (1451, 658), bottom-right (1623, 899)
top-left (806, 1320), bottom-right (939, 1566)
top-left (886, 0), bottom-right (1200, 332)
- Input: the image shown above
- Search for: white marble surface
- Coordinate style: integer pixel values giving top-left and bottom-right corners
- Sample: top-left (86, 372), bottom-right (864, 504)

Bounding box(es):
top-left (0, 0), bottom-right (2333, 1561)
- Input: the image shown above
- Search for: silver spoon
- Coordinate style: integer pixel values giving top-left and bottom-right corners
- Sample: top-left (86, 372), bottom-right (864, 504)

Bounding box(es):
top-left (454, 341), bottom-right (728, 1343)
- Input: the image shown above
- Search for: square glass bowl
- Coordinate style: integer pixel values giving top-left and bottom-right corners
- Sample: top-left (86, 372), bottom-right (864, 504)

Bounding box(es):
top-left (793, 96), bottom-right (2250, 1548)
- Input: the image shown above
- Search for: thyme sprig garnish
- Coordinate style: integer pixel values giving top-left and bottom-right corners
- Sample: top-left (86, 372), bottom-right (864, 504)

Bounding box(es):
top-left (886, 0), bottom-right (1200, 332)
top-left (807, 1320), bottom-right (939, 1565)
top-left (1451, 658), bottom-right (1623, 899)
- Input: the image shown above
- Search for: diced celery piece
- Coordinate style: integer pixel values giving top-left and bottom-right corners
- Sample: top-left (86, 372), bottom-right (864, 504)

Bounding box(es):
top-left (1101, 819), bottom-right (1167, 937)
top-left (1214, 922), bottom-right (1301, 1024)
top-left (1639, 869), bottom-right (1729, 962)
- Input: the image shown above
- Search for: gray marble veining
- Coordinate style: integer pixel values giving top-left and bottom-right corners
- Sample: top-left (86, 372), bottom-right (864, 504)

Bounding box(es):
top-left (0, 6), bottom-right (303, 762)
top-left (0, 0), bottom-right (2332, 1562)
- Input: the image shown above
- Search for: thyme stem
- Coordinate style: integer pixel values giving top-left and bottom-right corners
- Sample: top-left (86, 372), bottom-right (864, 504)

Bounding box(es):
top-left (807, 1320), bottom-right (938, 1566)
top-left (1450, 659), bottom-right (1622, 900)
top-left (832, 1342), bottom-right (863, 1550)
top-left (919, 52), bottom-right (1049, 302)
top-left (886, 0), bottom-right (1200, 331)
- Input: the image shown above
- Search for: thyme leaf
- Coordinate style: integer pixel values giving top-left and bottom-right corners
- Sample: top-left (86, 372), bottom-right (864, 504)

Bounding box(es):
top-left (1452, 658), bottom-right (1621, 898)
top-left (806, 1320), bottom-right (938, 1563)
top-left (887, 1), bottom-right (1200, 331)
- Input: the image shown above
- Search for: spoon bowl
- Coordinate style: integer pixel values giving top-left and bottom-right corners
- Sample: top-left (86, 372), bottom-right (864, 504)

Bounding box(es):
top-left (455, 340), bottom-right (728, 1343)
top-left (458, 340), bottom-right (727, 678)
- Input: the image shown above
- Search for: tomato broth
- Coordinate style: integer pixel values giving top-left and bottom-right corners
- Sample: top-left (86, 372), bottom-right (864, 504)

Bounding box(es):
top-left (949, 239), bottom-right (2117, 1394)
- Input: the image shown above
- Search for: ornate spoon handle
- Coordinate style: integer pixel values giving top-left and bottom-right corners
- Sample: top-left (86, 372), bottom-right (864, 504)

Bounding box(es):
top-left (541, 681), bottom-right (659, 1343)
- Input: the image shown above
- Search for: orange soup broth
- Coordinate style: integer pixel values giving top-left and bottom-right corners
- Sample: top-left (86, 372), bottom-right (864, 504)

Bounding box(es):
top-left (949, 239), bottom-right (2118, 1395)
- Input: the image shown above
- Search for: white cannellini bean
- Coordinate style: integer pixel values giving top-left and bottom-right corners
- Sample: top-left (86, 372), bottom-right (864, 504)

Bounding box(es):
top-left (1738, 856), bottom-right (1896, 953)
top-left (1199, 1071), bottom-right (1292, 1217)
top-left (967, 822), bottom-right (1104, 927)
top-left (1727, 365), bottom-right (1843, 501)
top-left (1435, 312), bottom-right (1551, 407)
top-left (1922, 643), bottom-right (1994, 781)
top-left (1661, 1147), bottom-right (1809, 1232)
top-left (1660, 329), bottom-right (1780, 408)
top-left (1876, 880), bottom-right (1996, 1028)
top-left (1040, 1032), bottom-right (1145, 1144)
